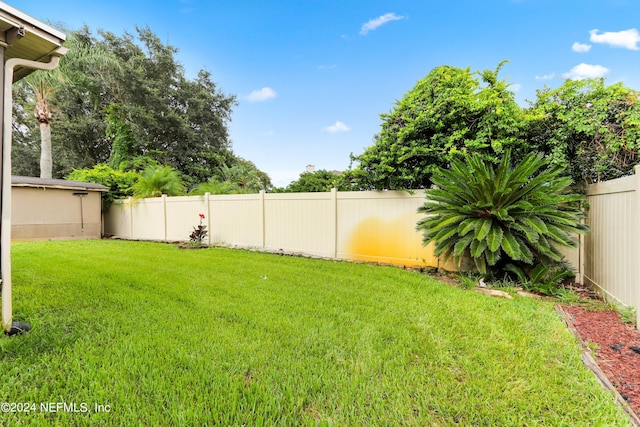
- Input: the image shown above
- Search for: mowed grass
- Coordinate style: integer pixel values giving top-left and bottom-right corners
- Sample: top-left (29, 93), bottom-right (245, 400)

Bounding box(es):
top-left (0, 240), bottom-right (630, 426)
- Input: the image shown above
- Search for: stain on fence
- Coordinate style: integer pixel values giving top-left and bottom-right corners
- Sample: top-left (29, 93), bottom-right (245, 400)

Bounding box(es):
top-left (346, 213), bottom-right (438, 267)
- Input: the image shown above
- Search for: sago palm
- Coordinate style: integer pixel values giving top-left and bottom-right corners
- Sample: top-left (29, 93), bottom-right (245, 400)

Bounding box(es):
top-left (416, 151), bottom-right (588, 275)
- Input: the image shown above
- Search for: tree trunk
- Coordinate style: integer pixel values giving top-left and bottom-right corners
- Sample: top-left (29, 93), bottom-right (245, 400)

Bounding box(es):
top-left (35, 93), bottom-right (53, 180)
top-left (39, 121), bottom-right (52, 179)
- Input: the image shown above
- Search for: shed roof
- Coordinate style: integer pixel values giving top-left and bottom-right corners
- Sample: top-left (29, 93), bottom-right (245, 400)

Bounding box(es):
top-left (12, 176), bottom-right (109, 192)
top-left (0, 2), bottom-right (67, 82)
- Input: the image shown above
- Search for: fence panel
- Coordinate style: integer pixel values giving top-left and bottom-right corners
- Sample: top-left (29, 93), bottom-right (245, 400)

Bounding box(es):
top-left (165, 196), bottom-right (208, 242)
top-left (584, 175), bottom-right (637, 310)
top-left (103, 199), bottom-right (131, 238)
top-left (335, 190), bottom-right (442, 268)
top-left (264, 191), bottom-right (335, 257)
top-left (209, 193), bottom-right (263, 247)
top-left (106, 190), bottom-right (439, 267)
top-left (129, 198), bottom-right (165, 240)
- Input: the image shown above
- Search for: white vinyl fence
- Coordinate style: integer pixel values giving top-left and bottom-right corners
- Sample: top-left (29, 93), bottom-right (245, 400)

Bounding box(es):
top-left (104, 179), bottom-right (640, 325)
top-left (104, 190), bottom-right (458, 269)
top-left (583, 170), bottom-right (640, 324)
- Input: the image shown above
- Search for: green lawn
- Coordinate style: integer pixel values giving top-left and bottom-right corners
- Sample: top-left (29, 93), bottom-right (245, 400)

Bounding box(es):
top-left (0, 240), bottom-right (630, 426)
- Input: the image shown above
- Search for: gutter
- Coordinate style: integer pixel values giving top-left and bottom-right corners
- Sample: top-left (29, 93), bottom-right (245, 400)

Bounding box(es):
top-left (1, 47), bottom-right (67, 333)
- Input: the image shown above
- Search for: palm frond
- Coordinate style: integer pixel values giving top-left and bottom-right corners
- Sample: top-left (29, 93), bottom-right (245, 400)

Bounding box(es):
top-left (417, 149), bottom-right (588, 277)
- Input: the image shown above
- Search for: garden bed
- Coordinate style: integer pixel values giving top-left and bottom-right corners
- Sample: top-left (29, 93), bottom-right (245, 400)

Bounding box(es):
top-left (562, 305), bottom-right (640, 424)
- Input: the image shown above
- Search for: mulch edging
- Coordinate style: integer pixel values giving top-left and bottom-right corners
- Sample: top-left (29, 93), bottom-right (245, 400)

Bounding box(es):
top-left (555, 305), bottom-right (640, 426)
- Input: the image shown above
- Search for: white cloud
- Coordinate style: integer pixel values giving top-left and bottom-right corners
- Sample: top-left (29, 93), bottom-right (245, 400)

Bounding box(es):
top-left (562, 63), bottom-right (610, 80)
top-left (360, 13), bottom-right (405, 35)
top-left (510, 83), bottom-right (522, 92)
top-left (572, 42), bottom-right (592, 53)
top-left (246, 87), bottom-right (277, 102)
top-left (589, 28), bottom-right (640, 50)
top-left (535, 73), bottom-right (556, 80)
top-left (323, 121), bottom-right (351, 134)
top-left (318, 64), bottom-right (337, 70)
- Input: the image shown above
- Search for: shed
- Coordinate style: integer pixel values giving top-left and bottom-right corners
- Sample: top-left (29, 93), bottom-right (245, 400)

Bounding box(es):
top-left (11, 176), bottom-right (108, 240)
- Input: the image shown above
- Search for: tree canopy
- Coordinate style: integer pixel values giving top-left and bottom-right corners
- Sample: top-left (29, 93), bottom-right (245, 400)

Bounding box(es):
top-left (13, 25), bottom-right (253, 189)
top-left (14, 35), bottom-right (640, 198)
top-left (347, 62), bottom-right (640, 191)
top-left (527, 78), bottom-right (640, 188)
top-left (284, 169), bottom-right (340, 193)
top-left (347, 62), bottom-right (527, 190)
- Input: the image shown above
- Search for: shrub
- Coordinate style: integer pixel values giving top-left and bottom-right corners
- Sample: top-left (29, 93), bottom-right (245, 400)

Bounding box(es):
top-left (68, 164), bottom-right (139, 211)
top-left (416, 151), bottom-right (588, 277)
top-left (132, 165), bottom-right (185, 198)
top-left (188, 178), bottom-right (242, 195)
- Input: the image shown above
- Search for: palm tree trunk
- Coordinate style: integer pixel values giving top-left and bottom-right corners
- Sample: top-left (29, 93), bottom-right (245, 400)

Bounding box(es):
top-left (34, 90), bottom-right (53, 180)
top-left (39, 121), bottom-right (52, 179)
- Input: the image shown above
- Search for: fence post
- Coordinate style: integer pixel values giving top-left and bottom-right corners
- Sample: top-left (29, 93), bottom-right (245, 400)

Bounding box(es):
top-left (128, 197), bottom-right (133, 239)
top-left (205, 192), bottom-right (211, 246)
top-left (635, 165), bottom-right (640, 327)
top-left (330, 188), bottom-right (337, 259)
top-left (259, 190), bottom-right (266, 248)
top-left (162, 194), bottom-right (167, 242)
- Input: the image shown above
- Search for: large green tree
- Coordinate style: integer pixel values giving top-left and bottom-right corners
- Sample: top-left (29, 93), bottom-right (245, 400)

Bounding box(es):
top-left (19, 31), bottom-right (119, 179)
top-left (13, 25), bottom-right (247, 188)
top-left (94, 26), bottom-right (237, 187)
top-left (348, 62), bottom-right (527, 190)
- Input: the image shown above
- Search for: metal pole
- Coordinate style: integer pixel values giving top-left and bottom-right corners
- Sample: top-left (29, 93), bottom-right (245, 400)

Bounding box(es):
top-left (73, 192), bottom-right (88, 235)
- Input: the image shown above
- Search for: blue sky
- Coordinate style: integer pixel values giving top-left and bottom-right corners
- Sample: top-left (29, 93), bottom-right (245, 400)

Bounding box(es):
top-left (12, 0), bottom-right (640, 187)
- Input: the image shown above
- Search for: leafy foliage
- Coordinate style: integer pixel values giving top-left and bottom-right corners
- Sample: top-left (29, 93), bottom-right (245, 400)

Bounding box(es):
top-left (348, 62), bottom-right (528, 190)
top-left (188, 179), bottom-right (243, 195)
top-left (207, 159), bottom-right (271, 193)
top-left (132, 165), bottom-right (185, 197)
top-left (183, 159), bottom-right (273, 195)
top-left (347, 63), bottom-right (640, 191)
top-left (12, 26), bottom-right (251, 187)
top-left (285, 169), bottom-right (339, 192)
top-left (527, 78), bottom-right (640, 187)
top-left (505, 263), bottom-right (576, 296)
top-left (67, 164), bottom-right (139, 211)
top-left (105, 104), bottom-right (136, 169)
top-left (417, 151), bottom-right (588, 276)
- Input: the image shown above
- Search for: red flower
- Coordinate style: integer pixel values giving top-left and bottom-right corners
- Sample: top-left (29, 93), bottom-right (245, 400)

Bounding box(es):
top-left (199, 213), bottom-right (205, 219)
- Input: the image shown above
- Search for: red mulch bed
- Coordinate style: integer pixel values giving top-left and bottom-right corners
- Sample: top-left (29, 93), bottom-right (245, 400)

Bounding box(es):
top-left (563, 305), bottom-right (640, 418)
